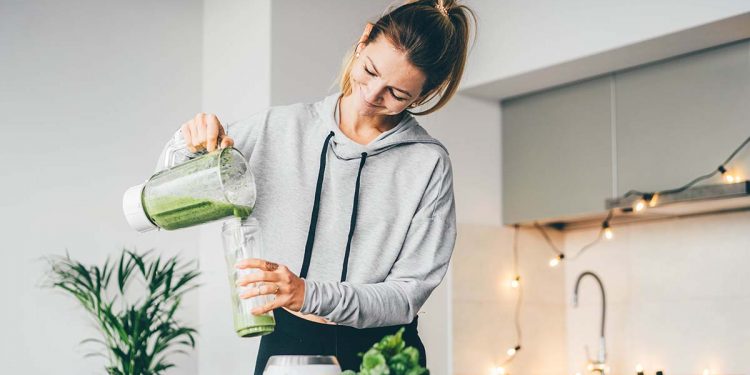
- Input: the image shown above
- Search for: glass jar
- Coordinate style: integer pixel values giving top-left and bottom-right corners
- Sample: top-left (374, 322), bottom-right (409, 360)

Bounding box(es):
top-left (222, 217), bottom-right (276, 337)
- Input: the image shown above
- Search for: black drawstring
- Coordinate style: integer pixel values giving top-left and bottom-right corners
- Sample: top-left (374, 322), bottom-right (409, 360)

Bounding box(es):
top-left (299, 131), bottom-right (368, 282)
top-left (299, 131), bottom-right (335, 278)
top-left (340, 152), bottom-right (368, 282)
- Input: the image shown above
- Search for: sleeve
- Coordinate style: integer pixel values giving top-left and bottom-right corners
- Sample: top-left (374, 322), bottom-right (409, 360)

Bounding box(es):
top-left (299, 154), bottom-right (458, 328)
top-left (153, 111), bottom-right (269, 173)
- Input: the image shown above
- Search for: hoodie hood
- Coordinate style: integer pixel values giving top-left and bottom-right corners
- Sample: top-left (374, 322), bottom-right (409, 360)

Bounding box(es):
top-left (317, 93), bottom-right (449, 161)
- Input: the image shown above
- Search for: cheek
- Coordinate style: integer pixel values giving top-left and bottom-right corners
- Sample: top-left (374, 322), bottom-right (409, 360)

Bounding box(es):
top-left (350, 67), bottom-right (369, 86)
top-left (385, 101), bottom-right (409, 113)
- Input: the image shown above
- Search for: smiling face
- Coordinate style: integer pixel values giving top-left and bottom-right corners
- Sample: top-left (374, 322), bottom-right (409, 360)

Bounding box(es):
top-left (348, 36), bottom-right (427, 117)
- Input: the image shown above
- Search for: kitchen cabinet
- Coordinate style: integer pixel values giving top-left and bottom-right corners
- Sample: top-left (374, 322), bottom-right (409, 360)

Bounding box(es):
top-left (615, 40), bottom-right (750, 194)
top-left (502, 77), bottom-right (614, 225)
top-left (501, 39), bottom-right (750, 225)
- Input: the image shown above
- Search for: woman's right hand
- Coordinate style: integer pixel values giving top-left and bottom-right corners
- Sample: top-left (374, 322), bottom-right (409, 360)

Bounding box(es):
top-left (181, 112), bottom-right (235, 153)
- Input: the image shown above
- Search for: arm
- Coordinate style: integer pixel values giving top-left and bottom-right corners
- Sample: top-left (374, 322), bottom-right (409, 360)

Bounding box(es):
top-left (301, 156), bottom-right (457, 328)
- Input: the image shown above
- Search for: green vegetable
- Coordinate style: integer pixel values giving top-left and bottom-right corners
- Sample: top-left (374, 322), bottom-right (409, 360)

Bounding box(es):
top-left (342, 328), bottom-right (429, 375)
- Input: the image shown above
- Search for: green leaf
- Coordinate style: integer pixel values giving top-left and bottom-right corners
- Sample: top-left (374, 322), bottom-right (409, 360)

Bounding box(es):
top-left (362, 349), bottom-right (387, 369)
top-left (42, 249), bottom-right (200, 375)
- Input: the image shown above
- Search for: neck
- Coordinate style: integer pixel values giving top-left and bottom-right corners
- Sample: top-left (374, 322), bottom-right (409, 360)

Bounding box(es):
top-left (338, 92), bottom-right (403, 139)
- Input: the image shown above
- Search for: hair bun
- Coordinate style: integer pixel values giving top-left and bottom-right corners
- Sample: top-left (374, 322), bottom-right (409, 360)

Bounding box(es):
top-left (435, 1), bottom-right (449, 16)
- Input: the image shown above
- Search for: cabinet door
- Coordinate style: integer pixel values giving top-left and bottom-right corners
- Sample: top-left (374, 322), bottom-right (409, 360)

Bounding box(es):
top-left (615, 40), bottom-right (750, 195)
top-left (502, 77), bottom-right (614, 225)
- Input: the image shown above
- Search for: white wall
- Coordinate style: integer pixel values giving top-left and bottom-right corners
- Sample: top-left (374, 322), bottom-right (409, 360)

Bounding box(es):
top-left (564, 211), bottom-right (750, 375)
top-left (421, 94), bottom-right (505, 375)
top-left (0, 0), bottom-right (203, 373)
top-left (198, 0), bottom-right (271, 374)
top-left (426, 94), bottom-right (568, 375)
top-left (464, 0), bottom-right (750, 90)
top-left (270, 0), bottom-right (389, 106)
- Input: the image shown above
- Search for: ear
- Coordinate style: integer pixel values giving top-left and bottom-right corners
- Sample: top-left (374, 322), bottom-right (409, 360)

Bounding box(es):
top-left (356, 23), bottom-right (374, 53)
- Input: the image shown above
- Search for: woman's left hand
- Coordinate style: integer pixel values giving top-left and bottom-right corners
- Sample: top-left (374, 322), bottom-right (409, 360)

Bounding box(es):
top-left (235, 258), bottom-right (305, 315)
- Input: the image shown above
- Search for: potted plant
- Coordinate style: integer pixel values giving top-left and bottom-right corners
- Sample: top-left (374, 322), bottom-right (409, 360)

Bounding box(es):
top-left (44, 249), bottom-right (200, 375)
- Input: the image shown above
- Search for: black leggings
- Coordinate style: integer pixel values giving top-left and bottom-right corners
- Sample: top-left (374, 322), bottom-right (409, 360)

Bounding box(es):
top-left (254, 308), bottom-right (426, 374)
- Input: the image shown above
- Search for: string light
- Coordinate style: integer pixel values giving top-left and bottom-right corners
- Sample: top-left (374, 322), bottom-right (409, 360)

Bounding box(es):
top-left (510, 276), bottom-right (520, 288)
top-left (549, 254), bottom-right (564, 267)
top-left (492, 367), bottom-right (506, 375)
top-left (632, 198), bottom-right (646, 212)
top-left (503, 137), bottom-right (750, 368)
top-left (495, 226), bottom-right (524, 370)
top-left (648, 193), bottom-right (659, 207)
top-left (602, 221), bottom-right (613, 240)
top-left (623, 135), bottom-right (750, 203)
top-left (636, 364), bottom-right (644, 375)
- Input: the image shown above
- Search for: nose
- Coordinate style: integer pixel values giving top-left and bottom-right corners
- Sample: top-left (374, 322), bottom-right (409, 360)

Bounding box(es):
top-left (363, 80), bottom-right (386, 104)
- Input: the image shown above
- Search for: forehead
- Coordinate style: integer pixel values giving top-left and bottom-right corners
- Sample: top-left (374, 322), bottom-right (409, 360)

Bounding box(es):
top-left (363, 37), bottom-right (426, 91)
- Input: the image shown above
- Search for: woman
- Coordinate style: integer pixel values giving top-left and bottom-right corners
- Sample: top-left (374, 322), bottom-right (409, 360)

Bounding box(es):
top-left (159, 0), bottom-right (475, 372)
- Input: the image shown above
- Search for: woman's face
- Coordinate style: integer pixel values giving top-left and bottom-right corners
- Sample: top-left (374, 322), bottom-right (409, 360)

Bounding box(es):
top-left (349, 36), bottom-right (427, 117)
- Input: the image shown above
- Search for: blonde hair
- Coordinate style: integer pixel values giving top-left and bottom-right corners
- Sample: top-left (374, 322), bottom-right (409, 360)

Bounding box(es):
top-left (338, 0), bottom-right (477, 115)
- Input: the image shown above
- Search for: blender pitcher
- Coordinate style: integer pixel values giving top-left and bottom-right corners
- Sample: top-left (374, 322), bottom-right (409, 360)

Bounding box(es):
top-left (222, 217), bottom-right (276, 337)
top-left (123, 147), bottom-right (256, 232)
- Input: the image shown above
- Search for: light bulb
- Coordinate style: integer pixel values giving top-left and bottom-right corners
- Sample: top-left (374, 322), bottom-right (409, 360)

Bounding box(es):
top-left (602, 221), bottom-right (613, 240)
top-left (492, 367), bottom-right (506, 375)
top-left (587, 363), bottom-right (594, 371)
top-left (636, 364), bottom-right (644, 373)
top-left (510, 276), bottom-right (520, 288)
top-left (702, 369), bottom-right (711, 375)
top-left (506, 345), bottom-right (520, 357)
top-left (633, 198), bottom-right (646, 212)
top-left (648, 193), bottom-right (659, 207)
top-left (549, 257), bottom-right (560, 267)
top-left (725, 174), bottom-right (735, 183)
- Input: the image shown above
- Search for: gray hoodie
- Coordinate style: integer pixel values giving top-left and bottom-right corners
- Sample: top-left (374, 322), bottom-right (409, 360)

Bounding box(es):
top-left (157, 93), bottom-right (456, 328)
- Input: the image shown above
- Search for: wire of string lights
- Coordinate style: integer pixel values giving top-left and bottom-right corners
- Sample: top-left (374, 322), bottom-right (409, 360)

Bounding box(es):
top-left (533, 133), bottom-right (750, 265)
top-left (495, 226), bottom-right (524, 374)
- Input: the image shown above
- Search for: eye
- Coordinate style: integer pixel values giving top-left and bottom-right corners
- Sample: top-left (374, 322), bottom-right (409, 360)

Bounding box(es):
top-left (364, 66), bottom-right (376, 76)
top-left (390, 89), bottom-right (406, 101)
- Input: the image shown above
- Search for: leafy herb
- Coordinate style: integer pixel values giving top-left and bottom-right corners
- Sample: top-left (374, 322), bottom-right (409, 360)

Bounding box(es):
top-left (342, 327), bottom-right (429, 375)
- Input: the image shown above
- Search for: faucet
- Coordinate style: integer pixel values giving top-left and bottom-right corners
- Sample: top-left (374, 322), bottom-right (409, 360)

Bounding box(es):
top-left (573, 271), bottom-right (607, 374)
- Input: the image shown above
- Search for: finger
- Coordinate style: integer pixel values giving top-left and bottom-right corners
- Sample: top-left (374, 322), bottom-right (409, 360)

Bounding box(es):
top-left (195, 113), bottom-right (207, 149)
top-left (236, 271), bottom-right (280, 287)
top-left (180, 122), bottom-right (196, 153)
top-left (188, 120), bottom-right (204, 151)
top-left (205, 114), bottom-right (221, 152)
top-left (220, 136), bottom-right (234, 149)
top-left (235, 258), bottom-right (277, 271)
top-left (252, 297), bottom-right (284, 316)
top-left (239, 283), bottom-right (280, 299)
top-left (264, 261), bottom-right (279, 271)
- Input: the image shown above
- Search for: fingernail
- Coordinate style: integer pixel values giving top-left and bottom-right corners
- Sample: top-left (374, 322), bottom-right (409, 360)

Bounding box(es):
top-left (266, 262), bottom-right (279, 271)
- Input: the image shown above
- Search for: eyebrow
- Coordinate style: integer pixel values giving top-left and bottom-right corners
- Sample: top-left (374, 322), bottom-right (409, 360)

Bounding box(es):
top-left (367, 56), bottom-right (413, 98)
